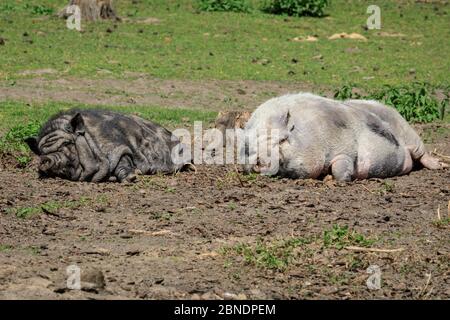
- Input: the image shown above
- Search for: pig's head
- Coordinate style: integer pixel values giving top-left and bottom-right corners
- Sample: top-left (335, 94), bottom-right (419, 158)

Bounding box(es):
top-left (242, 111), bottom-right (292, 176)
top-left (25, 113), bottom-right (85, 181)
top-left (242, 128), bottom-right (285, 176)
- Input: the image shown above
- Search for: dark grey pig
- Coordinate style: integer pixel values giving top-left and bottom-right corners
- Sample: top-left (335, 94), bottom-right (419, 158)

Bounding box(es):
top-left (243, 93), bottom-right (446, 181)
top-left (25, 109), bottom-right (190, 182)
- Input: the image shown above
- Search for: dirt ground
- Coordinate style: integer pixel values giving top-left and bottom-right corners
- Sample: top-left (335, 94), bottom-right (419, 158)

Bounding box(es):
top-left (0, 76), bottom-right (328, 111)
top-left (0, 122), bottom-right (449, 300)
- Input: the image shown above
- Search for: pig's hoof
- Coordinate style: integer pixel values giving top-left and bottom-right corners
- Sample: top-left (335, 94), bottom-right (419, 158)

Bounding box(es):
top-left (331, 155), bottom-right (355, 182)
top-left (123, 174), bottom-right (137, 183)
top-left (420, 153), bottom-right (446, 170)
top-left (182, 163), bottom-right (197, 173)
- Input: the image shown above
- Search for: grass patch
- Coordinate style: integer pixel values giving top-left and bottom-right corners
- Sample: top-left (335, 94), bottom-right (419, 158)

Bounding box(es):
top-left (433, 217), bottom-right (450, 228)
top-left (197, 0), bottom-right (252, 13)
top-left (151, 212), bottom-right (174, 221)
top-left (378, 181), bottom-right (395, 195)
top-left (25, 246), bottom-right (41, 255)
top-left (221, 237), bottom-right (311, 271)
top-left (0, 121), bottom-right (41, 166)
top-left (322, 224), bottom-right (375, 249)
top-left (0, 244), bottom-right (13, 252)
top-left (0, 0), bottom-right (448, 89)
top-left (5, 197), bottom-right (90, 219)
top-left (221, 231), bottom-right (377, 274)
top-left (262, 0), bottom-right (330, 17)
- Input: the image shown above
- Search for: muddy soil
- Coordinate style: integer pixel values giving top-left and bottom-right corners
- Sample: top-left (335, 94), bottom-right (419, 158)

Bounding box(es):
top-left (0, 125), bottom-right (449, 300)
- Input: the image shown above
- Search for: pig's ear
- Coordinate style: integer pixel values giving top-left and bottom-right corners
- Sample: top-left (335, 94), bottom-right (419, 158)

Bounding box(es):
top-left (70, 113), bottom-right (85, 135)
top-left (25, 137), bottom-right (40, 155)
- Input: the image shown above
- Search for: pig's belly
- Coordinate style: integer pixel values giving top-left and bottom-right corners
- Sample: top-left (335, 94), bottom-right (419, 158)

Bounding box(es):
top-left (355, 147), bottom-right (412, 179)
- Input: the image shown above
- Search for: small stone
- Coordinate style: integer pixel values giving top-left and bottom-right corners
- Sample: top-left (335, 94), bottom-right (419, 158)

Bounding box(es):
top-left (237, 293), bottom-right (247, 300)
top-left (126, 250), bottom-right (141, 256)
top-left (223, 292), bottom-right (238, 300)
top-left (201, 291), bottom-right (221, 300)
top-left (81, 269), bottom-right (106, 291)
top-left (250, 289), bottom-right (266, 299)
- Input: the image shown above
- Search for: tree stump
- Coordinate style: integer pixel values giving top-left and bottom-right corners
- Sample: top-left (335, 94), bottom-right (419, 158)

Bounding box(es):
top-left (59, 0), bottom-right (120, 21)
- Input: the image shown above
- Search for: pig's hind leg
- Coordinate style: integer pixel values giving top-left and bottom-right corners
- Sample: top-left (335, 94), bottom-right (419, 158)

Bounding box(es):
top-left (330, 154), bottom-right (355, 182)
top-left (418, 152), bottom-right (448, 170)
top-left (404, 140), bottom-right (448, 170)
top-left (114, 155), bottom-right (137, 183)
top-left (404, 144), bottom-right (448, 170)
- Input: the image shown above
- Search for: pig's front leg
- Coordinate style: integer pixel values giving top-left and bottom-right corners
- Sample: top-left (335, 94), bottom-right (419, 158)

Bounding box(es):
top-left (75, 135), bottom-right (100, 181)
top-left (76, 134), bottom-right (109, 182)
top-left (330, 154), bottom-right (355, 182)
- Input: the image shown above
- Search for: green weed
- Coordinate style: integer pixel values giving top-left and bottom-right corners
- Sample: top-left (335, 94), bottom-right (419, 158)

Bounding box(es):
top-left (222, 237), bottom-right (310, 271)
top-left (262, 0), bottom-right (330, 17)
top-left (197, 0), bottom-right (252, 13)
top-left (322, 224), bottom-right (375, 250)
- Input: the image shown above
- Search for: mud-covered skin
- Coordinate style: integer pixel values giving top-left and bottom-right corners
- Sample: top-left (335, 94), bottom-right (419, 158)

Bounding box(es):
top-left (26, 109), bottom-right (189, 182)
top-left (243, 93), bottom-right (418, 181)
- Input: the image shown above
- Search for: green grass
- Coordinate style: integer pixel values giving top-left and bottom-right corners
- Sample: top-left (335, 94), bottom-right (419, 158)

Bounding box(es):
top-left (378, 181), bottom-right (395, 195)
top-left (221, 229), bottom-right (375, 272)
top-left (221, 237), bottom-right (311, 271)
top-left (0, 120), bottom-right (41, 166)
top-left (433, 217), bottom-right (450, 228)
top-left (6, 197), bottom-right (90, 219)
top-left (0, 244), bottom-right (13, 252)
top-left (322, 224), bottom-right (375, 249)
top-left (0, 0), bottom-right (449, 90)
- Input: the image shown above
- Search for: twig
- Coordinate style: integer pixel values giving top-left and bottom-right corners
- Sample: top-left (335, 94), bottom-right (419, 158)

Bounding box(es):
top-left (437, 205), bottom-right (441, 221)
top-left (424, 287), bottom-right (434, 300)
top-left (432, 150), bottom-right (450, 160)
top-left (448, 200), bottom-right (450, 219)
top-left (41, 207), bottom-right (61, 218)
top-left (233, 165), bottom-right (245, 188)
top-left (418, 273), bottom-right (432, 299)
top-left (345, 246), bottom-right (405, 253)
top-left (404, 203), bottom-right (422, 208)
top-left (361, 185), bottom-right (375, 194)
top-left (128, 229), bottom-right (172, 236)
